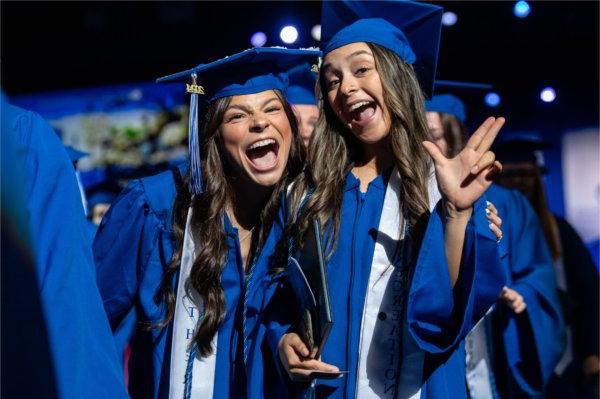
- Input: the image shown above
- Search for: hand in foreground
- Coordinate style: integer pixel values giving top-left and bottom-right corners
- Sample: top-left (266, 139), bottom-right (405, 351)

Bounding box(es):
top-left (486, 201), bottom-right (503, 241)
top-left (278, 332), bottom-right (340, 381)
top-left (499, 287), bottom-right (527, 314)
top-left (423, 117), bottom-right (505, 212)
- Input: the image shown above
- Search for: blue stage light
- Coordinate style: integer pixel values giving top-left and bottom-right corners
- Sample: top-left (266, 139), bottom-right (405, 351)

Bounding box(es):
top-left (540, 87), bottom-right (557, 103)
top-left (485, 92), bottom-right (501, 107)
top-left (250, 32), bottom-right (267, 47)
top-left (514, 1), bottom-right (531, 18)
top-left (442, 12), bottom-right (458, 26)
top-left (280, 26), bottom-right (298, 44)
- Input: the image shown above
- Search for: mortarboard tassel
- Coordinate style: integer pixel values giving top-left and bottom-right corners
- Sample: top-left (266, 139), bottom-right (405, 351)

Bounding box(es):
top-left (186, 73), bottom-right (204, 195)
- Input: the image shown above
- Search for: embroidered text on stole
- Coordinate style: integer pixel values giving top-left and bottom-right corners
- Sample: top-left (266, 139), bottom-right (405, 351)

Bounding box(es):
top-left (169, 210), bottom-right (217, 399)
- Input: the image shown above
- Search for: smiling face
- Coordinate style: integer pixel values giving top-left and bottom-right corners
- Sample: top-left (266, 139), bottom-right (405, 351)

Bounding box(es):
top-left (220, 90), bottom-right (292, 188)
top-left (322, 42), bottom-right (391, 145)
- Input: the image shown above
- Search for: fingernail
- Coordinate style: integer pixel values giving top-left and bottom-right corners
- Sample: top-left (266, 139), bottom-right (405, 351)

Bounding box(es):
top-left (485, 208), bottom-right (491, 215)
top-left (486, 201), bottom-right (491, 206)
top-left (471, 165), bottom-right (479, 174)
top-left (489, 223), bottom-right (494, 229)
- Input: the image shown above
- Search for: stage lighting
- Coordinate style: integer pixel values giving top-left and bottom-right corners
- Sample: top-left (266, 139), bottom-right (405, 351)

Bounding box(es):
top-left (250, 32), bottom-right (267, 47)
top-left (485, 92), bottom-right (501, 107)
top-left (540, 87), bottom-right (556, 103)
top-left (311, 24), bottom-right (321, 41)
top-left (442, 12), bottom-right (457, 26)
top-left (514, 1), bottom-right (531, 18)
top-left (280, 26), bottom-right (298, 44)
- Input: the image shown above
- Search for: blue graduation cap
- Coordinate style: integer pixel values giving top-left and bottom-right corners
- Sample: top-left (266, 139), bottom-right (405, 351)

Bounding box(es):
top-left (492, 132), bottom-right (552, 169)
top-left (156, 47), bottom-right (321, 194)
top-left (86, 179), bottom-right (122, 210)
top-left (425, 80), bottom-right (495, 122)
top-left (157, 47), bottom-right (322, 103)
top-left (87, 190), bottom-right (118, 209)
top-left (425, 94), bottom-right (467, 123)
top-left (286, 63), bottom-right (318, 106)
top-left (65, 146), bottom-right (89, 163)
top-left (320, 0), bottom-right (443, 98)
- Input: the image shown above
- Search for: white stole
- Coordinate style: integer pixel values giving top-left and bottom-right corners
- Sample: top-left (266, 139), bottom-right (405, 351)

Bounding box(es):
top-left (169, 209), bottom-right (217, 399)
top-left (356, 169), bottom-right (440, 399)
top-left (465, 310), bottom-right (495, 399)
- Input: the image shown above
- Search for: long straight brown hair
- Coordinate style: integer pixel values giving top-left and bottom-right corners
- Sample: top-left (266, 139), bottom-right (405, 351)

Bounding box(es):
top-left (285, 43), bottom-right (433, 254)
top-left (156, 90), bottom-right (305, 357)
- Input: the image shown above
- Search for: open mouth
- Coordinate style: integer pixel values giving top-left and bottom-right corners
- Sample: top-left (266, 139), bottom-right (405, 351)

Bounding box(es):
top-left (348, 100), bottom-right (376, 127)
top-left (245, 138), bottom-right (280, 171)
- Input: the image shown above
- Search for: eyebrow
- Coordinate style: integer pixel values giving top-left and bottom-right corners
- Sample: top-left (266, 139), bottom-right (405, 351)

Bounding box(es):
top-left (347, 50), bottom-right (373, 59)
top-left (322, 50), bottom-right (374, 71)
top-left (225, 96), bottom-right (281, 113)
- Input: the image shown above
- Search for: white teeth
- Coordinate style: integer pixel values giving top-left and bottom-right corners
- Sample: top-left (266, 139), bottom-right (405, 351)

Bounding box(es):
top-left (348, 101), bottom-right (371, 112)
top-left (248, 138), bottom-right (276, 150)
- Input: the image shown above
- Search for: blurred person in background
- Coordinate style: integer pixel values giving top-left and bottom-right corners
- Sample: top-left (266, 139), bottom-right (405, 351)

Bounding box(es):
top-left (426, 93), bottom-right (565, 398)
top-left (286, 63), bottom-right (319, 149)
top-left (494, 137), bottom-right (599, 399)
top-left (87, 181), bottom-right (122, 226)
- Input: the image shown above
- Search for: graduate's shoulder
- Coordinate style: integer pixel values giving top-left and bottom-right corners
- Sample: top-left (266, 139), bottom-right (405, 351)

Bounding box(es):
top-left (129, 168), bottom-right (182, 223)
top-left (94, 169), bottom-right (181, 261)
top-left (2, 101), bottom-right (37, 130)
top-left (486, 183), bottom-right (531, 210)
top-left (2, 102), bottom-right (69, 164)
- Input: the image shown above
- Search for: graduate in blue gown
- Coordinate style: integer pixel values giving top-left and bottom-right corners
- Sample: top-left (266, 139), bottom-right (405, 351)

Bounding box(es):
top-left (425, 93), bottom-right (565, 398)
top-left (286, 63), bottom-right (320, 149)
top-left (1, 96), bottom-right (129, 399)
top-left (272, 2), bottom-right (508, 398)
top-left (493, 137), bottom-right (599, 399)
top-left (93, 47), bottom-right (320, 398)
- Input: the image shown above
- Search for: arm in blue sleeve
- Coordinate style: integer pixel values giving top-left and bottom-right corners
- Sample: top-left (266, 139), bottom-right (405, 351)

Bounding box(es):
top-left (408, 196), bottom-right (506, 353)
top-left (93, 179), bottom-right (162, 329)
top-left (500, 189), bottom-right (565, 394)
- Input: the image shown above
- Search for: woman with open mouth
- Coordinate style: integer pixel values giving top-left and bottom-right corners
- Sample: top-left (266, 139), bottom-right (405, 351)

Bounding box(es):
top-left (93, 47), bottom-right (320, 399)
top-left (275, 2), bottom-right (507, 398)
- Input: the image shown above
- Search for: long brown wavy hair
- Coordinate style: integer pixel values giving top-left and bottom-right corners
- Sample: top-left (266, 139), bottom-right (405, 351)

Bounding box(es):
top-left (156, 90), bottom-right (305, 357)
top-left (285, 43), bottom-right (433, 254)
top-left (440, 112), bottom-right (467, 158)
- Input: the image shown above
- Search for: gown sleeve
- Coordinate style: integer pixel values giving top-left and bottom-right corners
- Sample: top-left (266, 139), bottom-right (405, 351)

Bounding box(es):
top-left (93, 179), bottom-right (165, 329)
top-left (407, 196), bottom-right (507, 353)
top-left (499, 189), bottom-right (565, 395)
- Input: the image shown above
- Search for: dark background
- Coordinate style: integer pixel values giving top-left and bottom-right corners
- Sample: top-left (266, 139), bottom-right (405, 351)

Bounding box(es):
top-left (2, 1), bottom-right (598, 131)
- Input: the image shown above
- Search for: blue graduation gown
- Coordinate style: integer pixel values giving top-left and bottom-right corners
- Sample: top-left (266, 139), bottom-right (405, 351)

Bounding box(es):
top-left (93, 169), bottom-right (284, 399)
top-left (269, 172), bottom-right (505, 398)
top-left (2, 101), bottom-right (58, 399)
top-left (3, 102), bottom-right (128, 399)
top-left (481, 185), bottom-right (565, 397)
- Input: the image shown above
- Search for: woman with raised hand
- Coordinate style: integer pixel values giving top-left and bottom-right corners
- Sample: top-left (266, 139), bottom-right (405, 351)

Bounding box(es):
top-left (275, 2), bottom-right (507, 398)
top-left (93, 47), bottom-right (320, 399)
top-left (426, 92), bottom-right (565, 398)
